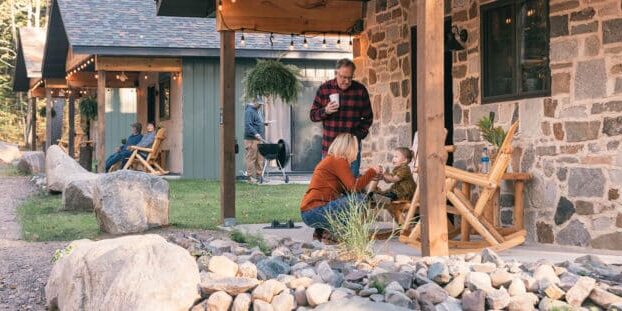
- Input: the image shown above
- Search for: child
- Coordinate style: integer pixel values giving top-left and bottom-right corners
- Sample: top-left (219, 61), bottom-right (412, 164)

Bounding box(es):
top-left (374, 147), bottom-right (416, 202)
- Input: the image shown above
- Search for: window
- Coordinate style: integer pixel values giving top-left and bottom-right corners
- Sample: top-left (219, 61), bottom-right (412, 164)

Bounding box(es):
top-left (481, 0), bottom-right (550, 102)
top-left (158, 73), bottom-right (171, 121)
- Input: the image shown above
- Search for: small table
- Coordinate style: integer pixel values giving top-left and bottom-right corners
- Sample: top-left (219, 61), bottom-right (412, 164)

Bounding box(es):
top-left (460, 172), bottom-right (531, 242)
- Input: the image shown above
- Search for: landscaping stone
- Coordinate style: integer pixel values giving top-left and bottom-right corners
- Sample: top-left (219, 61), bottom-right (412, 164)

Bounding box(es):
top-left (370, 294), bottom-right (384, 302)
top-left (315, 298), bottom-right (411, 311)
top-left (589, 287), bottom-right (622, 309)
top-left (486, 287), bottom-right (511, 310)
top-left (61, 177), bottom-right (96, 211)
top-left (206, 291), bottom-right (233, 311)
top-left (252, 279), bottom-right (286, 303)
top-left (306, 283), bottom-right (332, 307)
top-left (295, 287), bottom-right (308, 306)
top-left (565, 276), bottom-right (596, 306)
top-left (45, 235), bottom-right (200, 311)
top-left (253, 299), bottom-right (274, 311)
top-left (435, 297), bottom-right (461, 311)
top-left (359, 287), bottom-right (378, 297)
top-left (92, 170), bottom-right (169, 234)
top-left (466, 272), bottom-right (493, 293)
top-left (538, 297), bottom-right (571, 311)
top-left (508, 278), bottom-right (527, 297)
top-left (316, 260), bottom-right (343, 287)
top-left (384, 291), bottom-right (412, 308)
top-left (232, 293), bottom-right (252, 311)
top-left (199, 275), bottom-right (259, 296)
top-left (17, 151), bottom-right (44, 174)
top-left (461, 290), bottom-right (485, 311)
top-left (369, 272), bottom-right (413, 290)
top-left (271, 291), bottom-right (295, 311)
top-left (0, 141), bottom-right (20, 163)
top-left (490, 269), bottom-right (513, 288)
top-left (543, 284), bottom-right (565, 300)
top-left (257, 258), bottom-right (291, 280)
top-left (330, 288), bottom-right (354, 301)
top-left (481, 248), bottom-right (504, 267)
top-left (238, 261), bottom-right (258, 279)
top-left (427, 261), bottom-right (450, 284)
top-left (444, 273), bottom-right (465, 298)
top-left (45, 145), bottom-right (94, 192)
top-left (416, 282), bottom-right (448, 304)
top-left (209, 256), bottom-right (239, 278)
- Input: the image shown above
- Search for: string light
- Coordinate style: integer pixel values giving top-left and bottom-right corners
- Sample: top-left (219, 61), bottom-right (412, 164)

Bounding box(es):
top-left (322, 33), bottom-right (327, 49)
top-left (231, 0), bottom-right (236, 3)
top-left (349, 35), bottom-right (353, 46)
top-left (144, 74), bottom-right (148, 80)
top-left (270, 33), bottom-right (274, 47)
top-left (240, 28), bottom-right (246, 46)
top-left (289, 34), bottom-right (294, 50)
top-left (336, 33), bottom-right (341, 47)
top-left (94, 73), bottom-right (99, 79)
top-left (303, 35), bottom-right (308, 48)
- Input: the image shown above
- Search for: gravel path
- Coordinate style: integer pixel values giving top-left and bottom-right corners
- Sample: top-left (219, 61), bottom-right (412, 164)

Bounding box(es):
top-left (0, 167), bottom-right (65, 310)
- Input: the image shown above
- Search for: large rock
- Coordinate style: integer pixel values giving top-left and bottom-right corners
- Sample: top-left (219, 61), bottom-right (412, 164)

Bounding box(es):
top-left (45, 235), bottom-right (200, 310)
top-left (93, 170), bottom-right (169, 234)
top-left (46, 145), bottom-right (93, 192)
top-left (61, 176), bottom-right (97, 211)
top-left (0, 141), bottom-right (20, 163)
top-left (17, 151), bottom-right (45, 174)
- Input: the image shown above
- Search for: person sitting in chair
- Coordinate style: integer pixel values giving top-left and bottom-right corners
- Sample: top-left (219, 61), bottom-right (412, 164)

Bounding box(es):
top-left (104, 122), bottom-right (143, 172)
top-left (133, 123), bottom-right (157, 158)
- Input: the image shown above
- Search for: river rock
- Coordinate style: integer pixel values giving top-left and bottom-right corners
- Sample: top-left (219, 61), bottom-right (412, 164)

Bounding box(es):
top-left (257, 258), bottom-right (291, 280)
top-left (466, 272), bottom-right (493, 293)
top-left (238, 261), bottom-right (258, 279)
top-left (486, 287), bottom-right (510, 310)
top-left (444, 273), bottom-right (466, 298)
top-left (206, 291), bottom-right (232, 311)
top-left (45, 235), bottom-right (200, 311)
top-left (306, 283), bottom-right (332, 307)
top-left (462, 290), bottom-right (486, 311)
top-left (61, 177), bottom-right (97, 211)
top-left (209, 256), bottom-right (239, 277)
top-left (565, 276), bottom-right (595, 306)
top-left (369, 272), bottom-right (413, 290)
top-left (589, 287), bottom-right (622, 309)
top-left (199, 274), bottom-right (259, 296)
top-left (232, 293), bottom-right (252, 311)
top-left (271, 291), bottom-right (295, 311)
top-left (92, 170), bottom-right (169, 234)
top-left (428, 262), bottom-right (450, 284)
top-left (253, 299), bottom-right (275, 311)
top-left (315, 298), bottom-right (412, 310)
top-left (416, 282), bottom-right (448, 304)
top-left (17, 151), bottom-right (44, 174)
top-left (538, 297), bottom-right (571, 311)
top-left (252, 279), bottom-right (287, 303)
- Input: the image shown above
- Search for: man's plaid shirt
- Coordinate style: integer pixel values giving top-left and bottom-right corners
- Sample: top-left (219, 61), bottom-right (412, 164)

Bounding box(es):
top-left (310, 78), bottom-right (373, 155)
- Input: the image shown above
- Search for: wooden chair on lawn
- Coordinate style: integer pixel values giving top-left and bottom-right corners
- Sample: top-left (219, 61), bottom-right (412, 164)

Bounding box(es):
top-left (399, 121), bottom-right (526, 254)
top-left (122, 128), bottom-right (169, 175)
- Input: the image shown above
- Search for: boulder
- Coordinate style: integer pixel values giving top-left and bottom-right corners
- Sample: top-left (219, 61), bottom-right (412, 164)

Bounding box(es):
top-left (61, 176), bottom-right (97, 211)
top-left (17, 151), bottom-right (44, 174)
top-left (93, 170), bottom-right (169, 234)
top-left (46, 145), bottom-right (93, 192)
top-left (0, 141), bottom-right (20, 163)
top-left (45, 235), bottom-right (200, 311)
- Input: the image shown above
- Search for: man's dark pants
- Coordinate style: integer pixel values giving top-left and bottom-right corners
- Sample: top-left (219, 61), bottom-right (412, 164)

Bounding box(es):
top-left (105, 150), bottom-right (132, 172)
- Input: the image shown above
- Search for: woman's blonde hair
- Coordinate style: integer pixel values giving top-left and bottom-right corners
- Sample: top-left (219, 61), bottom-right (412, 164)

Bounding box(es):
top-left (327, 133), bottom-right (359, 163)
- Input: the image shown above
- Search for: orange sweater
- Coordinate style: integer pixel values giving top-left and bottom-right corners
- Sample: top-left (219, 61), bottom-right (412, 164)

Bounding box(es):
top-left (300, 156), bottom-right (377, 212)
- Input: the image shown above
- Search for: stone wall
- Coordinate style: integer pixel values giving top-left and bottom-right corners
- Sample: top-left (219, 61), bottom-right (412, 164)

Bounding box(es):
top-left (355, 0), bottom-right (622, 250)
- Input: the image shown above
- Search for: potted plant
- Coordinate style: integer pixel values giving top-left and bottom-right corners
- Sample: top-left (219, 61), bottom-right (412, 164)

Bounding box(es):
top-left (476, 112), bottom-right (507, 162)
top-left (78, 96), bottom-right (97, 171)
top-left (242, 59), bottom-right (302, 104)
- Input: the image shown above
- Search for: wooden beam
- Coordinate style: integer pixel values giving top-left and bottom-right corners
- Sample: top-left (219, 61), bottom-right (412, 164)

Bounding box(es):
top-left (68, 90), bottom-right (76, 157)
top-left (96, 71), bottom-right (106, 173)
top-left (67, 72), bottom-right (138, 88)
top-left (216, 0), bottom-right (363, 34)
top-left (220, 30), bottom-right (236, 226)
top-left (44, 78), bottom-right (67, 89)
top-left (416, 0), bottom-right (449, 257)
top-left (95, 56), bottom-right (182, 72)
top-left (30, 97), bottom-right (37, 151)
top-left (29, 87), bottom-right (46, 98)
top-left (45, 89), bottom-right (53, 151)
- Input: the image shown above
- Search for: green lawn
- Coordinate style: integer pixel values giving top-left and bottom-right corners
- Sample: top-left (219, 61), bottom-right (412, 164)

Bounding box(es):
top-left (18, 180), bottom-right (307, 241)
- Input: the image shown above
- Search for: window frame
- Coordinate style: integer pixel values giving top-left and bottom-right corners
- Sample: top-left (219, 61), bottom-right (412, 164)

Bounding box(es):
top-left (480, 0), bottom-right (551, 104)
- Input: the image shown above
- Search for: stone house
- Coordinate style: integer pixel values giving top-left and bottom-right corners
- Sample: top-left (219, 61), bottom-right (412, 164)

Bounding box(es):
top-left (355, 0), bottom-right (622, 250)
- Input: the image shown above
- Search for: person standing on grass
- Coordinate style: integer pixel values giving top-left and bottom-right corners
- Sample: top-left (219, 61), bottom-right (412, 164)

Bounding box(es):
top-left (310, 58), bottom-right (373, 177)
top-left (300, 133), bottom-right (383, 242)
top-left (244, 96), bottom-right (267, 184)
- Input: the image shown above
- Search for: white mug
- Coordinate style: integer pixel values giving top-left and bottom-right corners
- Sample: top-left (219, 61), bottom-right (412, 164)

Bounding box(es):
top-left (329, 93), bottom-right (340, 108)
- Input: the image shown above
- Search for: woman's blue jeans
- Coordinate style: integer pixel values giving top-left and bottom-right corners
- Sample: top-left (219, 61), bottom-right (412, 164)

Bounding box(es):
top-left (301, 193), bottom-right (366, 230)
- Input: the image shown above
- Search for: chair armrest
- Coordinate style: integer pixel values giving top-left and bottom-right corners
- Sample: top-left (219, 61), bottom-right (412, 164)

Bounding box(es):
top-left (128, 146), bottom-right (152, 152)
top-left (445, 166), bottom-right (496, 189)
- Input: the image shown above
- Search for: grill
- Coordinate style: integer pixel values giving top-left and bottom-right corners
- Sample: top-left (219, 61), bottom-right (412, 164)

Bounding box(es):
top-left (257, 139), bottom-right (290, 183)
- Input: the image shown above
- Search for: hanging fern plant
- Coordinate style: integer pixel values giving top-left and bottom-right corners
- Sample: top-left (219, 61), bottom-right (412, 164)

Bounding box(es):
top-left (78, 97), bottom-right (98, 139)
top-left (242, 59), bottom-right (302, 104)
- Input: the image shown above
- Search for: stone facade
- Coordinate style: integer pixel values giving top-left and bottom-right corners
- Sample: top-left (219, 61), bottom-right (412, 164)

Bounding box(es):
top-left (355, 0), bottom-right (622, 250)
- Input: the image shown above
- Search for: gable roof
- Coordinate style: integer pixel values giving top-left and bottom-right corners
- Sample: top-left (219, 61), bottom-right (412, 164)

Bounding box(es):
top-left (42, 0), bottom-right (350, 78)
top-left (13, 27), bottom-right (46, 92)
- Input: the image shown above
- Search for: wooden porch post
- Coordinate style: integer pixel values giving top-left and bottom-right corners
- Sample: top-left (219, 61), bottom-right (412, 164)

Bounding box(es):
top-left (417, 0), bottom-right (449, 256)
top-left (45, 88), bottom-right (53, 151)
top-left (68, 89), bottom-right (76, 157)
top-left (220, 30), bottom-right (236, 226)
top-left (30, 97), bottom-right (37, 151)
top-left (96, 71), bottom-right (106, 173)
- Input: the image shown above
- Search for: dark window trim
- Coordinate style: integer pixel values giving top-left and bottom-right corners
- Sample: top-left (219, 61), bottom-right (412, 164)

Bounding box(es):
top-left (480, 0), bottom-right (551, 104)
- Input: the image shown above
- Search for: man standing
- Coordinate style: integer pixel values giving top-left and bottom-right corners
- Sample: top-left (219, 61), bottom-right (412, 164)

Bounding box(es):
top-left (244, 97), bottom-right (266, 183)
top-left (310, 58), bottom-right (373, 176)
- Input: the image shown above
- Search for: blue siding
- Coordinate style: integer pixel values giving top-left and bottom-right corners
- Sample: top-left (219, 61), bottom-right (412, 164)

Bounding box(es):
top-left (182, 58), bottom-right (335, 179)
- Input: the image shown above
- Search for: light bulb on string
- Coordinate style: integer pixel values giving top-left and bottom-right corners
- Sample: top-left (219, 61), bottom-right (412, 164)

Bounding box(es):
top-left (336, 33), bottom-right (341, 47)
top-left (322, 33), bottom-right (327, 49)
top-left (349, 35), bottom-right (353, 46)
top-left (270, 33), bottom-right (274, 47)
top-left (303, 35), bottom-right (308, 48)
top-left (240, 28), bottom-right (246, 46)
top-left (289, 34), bottom-right (294, 50)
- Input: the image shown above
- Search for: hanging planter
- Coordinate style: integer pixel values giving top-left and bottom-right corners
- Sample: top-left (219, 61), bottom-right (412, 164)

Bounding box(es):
top-left (78, 96), bottom-right (98, 137)
top-left (242, 59), bottom-right (302, 104)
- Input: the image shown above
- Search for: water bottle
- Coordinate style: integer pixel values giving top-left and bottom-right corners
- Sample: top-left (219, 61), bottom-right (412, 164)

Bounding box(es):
top-left (480, 147), bottom-right (490, 174)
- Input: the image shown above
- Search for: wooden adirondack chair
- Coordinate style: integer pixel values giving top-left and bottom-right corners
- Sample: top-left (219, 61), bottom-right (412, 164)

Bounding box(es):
top-left (399, 121), bottom-right (525, 254)
top-left (122, 128), bottom-right (169, 175)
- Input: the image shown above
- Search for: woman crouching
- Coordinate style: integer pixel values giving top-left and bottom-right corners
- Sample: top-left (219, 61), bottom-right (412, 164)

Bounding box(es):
top-left (300, 133), bottom-right (383, 242)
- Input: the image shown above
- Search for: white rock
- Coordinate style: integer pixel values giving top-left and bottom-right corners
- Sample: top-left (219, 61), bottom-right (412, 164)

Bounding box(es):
top-left (385, 281), bottom-right (404, 293)
top-left (428, 262), bottom-right (451, 284)
top-left (589, 287), bottom-right (622, 309)
top-left (330, 288), bottom-right (354, 301)
top-left (208, 256), bottom-right (239, 277)
top-left (295, 287), bottom-right (308, 306)
top-left (538, 297), bottom-right (571, 311)
top-left (466, 272), bottom-right (493, 293)
top-left (417, 283), bottom-right (448, 305)
top-left (305, 283), bottom-right (332, 307)
top-left (232, 293), bottom-right (252, 311)
top-left (435, 296), bottom-right (462, 311)
top-left (490, 269), bottom-right (513, 288)
top-left (385, 290), bottom-right (412, 309)
top-left (0, 141), bottom-right (20, 163)
top-left (207, 291), bottom-right (233, 311)
top-left (238, 261), bottom-right (258, 278)
top-left (93, 170), bottom-right (169, 234)
top-left (45, 235), bottom-right (200, 311)
top-left (508, 278), bottom-right (527, 297)
top-left (254, 299), bottom-right (275, 311)
top-left (565, 276), bottom-right (595, 306)
top-left (253, 279), bottom-right (287, 303)
top-left (17, 151), bottom-right (44, 174)
top-left (288, 277), bottom-right (313, 289)
top-left (486, 287), bottom-right (510, 310)
top-left (507, 294), bottom-right (536, 311)
top-left (533, 265), bottom-right (560, 288)
top-left (272, 291), bottom-right (295, 311)
top-left (444, 273), bottom-right (465, 298)
top-left (199, 274), bottom-right (259, 296)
